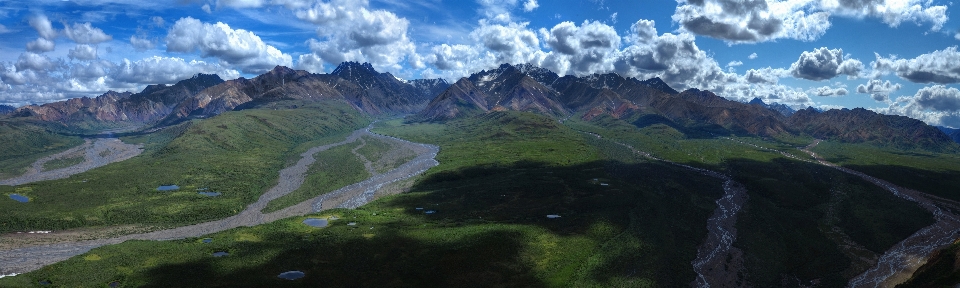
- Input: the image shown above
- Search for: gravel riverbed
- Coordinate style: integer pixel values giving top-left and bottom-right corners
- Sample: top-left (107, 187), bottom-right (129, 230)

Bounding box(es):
top-left (0, 138), bottom-right (143, 186)
top-left (0, 124), bottom-right (439, 275)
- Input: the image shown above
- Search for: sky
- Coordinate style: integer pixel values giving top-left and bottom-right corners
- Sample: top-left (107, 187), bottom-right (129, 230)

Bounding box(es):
top-left (2, 0), bottom-right (960, 127)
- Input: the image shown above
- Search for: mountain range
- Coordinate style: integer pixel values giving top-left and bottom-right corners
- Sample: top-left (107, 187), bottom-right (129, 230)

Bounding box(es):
top-left (5, 62), bottom-right (956, 150)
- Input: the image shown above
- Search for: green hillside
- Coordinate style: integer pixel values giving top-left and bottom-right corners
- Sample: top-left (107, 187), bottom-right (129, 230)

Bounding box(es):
top-left (0, 100), bottom-right (368, 233)
top-left (0, 111), bottom-right (939, 287)
top-left (0, 119), bottom-right (84, 179)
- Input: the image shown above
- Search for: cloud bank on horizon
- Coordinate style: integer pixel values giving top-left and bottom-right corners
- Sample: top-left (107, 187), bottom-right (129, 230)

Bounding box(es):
top-left (1, 0), bottom-right (960, 127)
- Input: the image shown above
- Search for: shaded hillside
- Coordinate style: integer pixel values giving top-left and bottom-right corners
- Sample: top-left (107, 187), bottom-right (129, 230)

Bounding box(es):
top-left (0, 105), bottom-right (15, 115)
top-left (896, 240), bottom-right (960, 287)
top-left (788, 108), bottom-right (955, 150)
top-left (749, 97), bottom-right (795, 117)
top-left (937, 126), bottom-right (960, 144)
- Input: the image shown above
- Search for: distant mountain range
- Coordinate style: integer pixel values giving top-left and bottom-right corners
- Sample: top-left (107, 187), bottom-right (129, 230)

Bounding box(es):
top-left (4, 62), bottom-right (956, 150)
top-left (749, 98), bottom-right (795, 117)
top-left (938, 126), bottom-right (960, 143)
top-left (0, 105), bottom-right (14, 115)
top-left (414, 63), bottom-right (954, 150)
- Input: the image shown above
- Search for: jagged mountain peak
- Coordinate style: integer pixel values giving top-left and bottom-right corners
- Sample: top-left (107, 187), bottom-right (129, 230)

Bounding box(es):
top-left (0, 104), bottom-right (16, 115)
top-left (638, 77), bottom-right (678, 95)
top-left (331, 61), bottom-right (379, 78)
top-left (749, 97), bottom-right (796, 117)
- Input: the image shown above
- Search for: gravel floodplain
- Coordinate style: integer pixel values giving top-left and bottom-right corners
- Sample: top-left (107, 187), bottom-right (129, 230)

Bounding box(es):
top-left (0, 138), bottom-right (143, 186)
top-left (0, 124), bottom-right (439, 275)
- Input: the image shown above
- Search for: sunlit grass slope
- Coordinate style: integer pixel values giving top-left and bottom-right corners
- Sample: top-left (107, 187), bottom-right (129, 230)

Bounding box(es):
top-left (0, 101), bottom-right (369, 233)
top-left (0, 119), bottom-right (84, 179)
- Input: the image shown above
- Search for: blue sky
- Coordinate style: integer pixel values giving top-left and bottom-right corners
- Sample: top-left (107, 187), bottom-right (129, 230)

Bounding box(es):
top-left (2, 0), bottom-right (960, 127)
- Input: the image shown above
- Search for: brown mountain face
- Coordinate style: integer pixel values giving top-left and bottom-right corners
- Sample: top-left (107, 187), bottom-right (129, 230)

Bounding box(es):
top-left (652, 89), bottom-right (789, 136)
top-left (14, 63), bottom-right (450, 128)
top-left (11, 74), bottom-right (224, 124)
top-left (788, 107), bottom-right (954, 150)
top-left (469, 64), bottom-right (568, 116)
top-left (330, 62), bottom-right (437, 114)
top-left (411, 78), bottom-right (489, 121)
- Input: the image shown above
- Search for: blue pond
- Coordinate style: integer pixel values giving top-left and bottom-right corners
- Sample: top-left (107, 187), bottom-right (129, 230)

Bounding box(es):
top-left (212, 251), bottom-right (229, 257)
top-left (9, 194), bottom-right (28, 203)
top-left (278, 271), bottom-right (305, 280)
top-left (198, 192), bottom-right (222, 197)
top-left (157, 185), bottom-right (180, 191)
top-left (302, 218), bottom-right (328, 228)
top-left (202, 238), bottom-right (213, 243)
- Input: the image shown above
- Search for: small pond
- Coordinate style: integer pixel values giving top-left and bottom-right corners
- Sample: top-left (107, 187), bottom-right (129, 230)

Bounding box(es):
top-left (212, 251), bottom-right (229, 257)
top-left (156, 185), bottom-right (180, 191)
top-left (302, 218), bottom-right (328, 228)
top-left (198, 192), bottom-right (222, 197)
top-left (202, 238), bottom-right (213, 243)
top-left (278, 271), bottom-right (305, 280)
top-left (9, 194), bottom-right (28, 203)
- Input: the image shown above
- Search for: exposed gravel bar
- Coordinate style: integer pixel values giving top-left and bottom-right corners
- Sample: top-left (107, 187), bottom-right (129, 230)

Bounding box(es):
top-left (0, 124), bottom-right (439, 275)
top-left (0, 138), bottom-right (143, 186)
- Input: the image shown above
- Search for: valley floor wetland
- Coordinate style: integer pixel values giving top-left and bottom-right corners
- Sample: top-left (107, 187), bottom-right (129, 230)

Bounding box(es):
top-left (0, 124), bottom-right (439, 275)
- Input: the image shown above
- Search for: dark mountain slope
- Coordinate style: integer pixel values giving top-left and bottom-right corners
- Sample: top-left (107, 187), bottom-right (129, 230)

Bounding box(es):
top-left (330, 62), bottom-right (435, 114)
top-left (937, 126), bottom-right (960, 144)
top-left (788, 108), bottom-right (954, 150)
top-left (411, 78), bottom-right (489, 121)
top-left (0, 105), bottom-right (15, 115)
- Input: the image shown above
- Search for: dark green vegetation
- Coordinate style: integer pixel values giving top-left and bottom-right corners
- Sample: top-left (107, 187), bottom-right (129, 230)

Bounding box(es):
top-left (811, 141), bottom-right (960, 202)
top-left (0, 120), bottom-right (83, 179)
top-left (2, 111), bottom-right (727, 287)
top-left (0, 106), bottom-right (950, 287)
top-left (262, 141), bottom-right (370, 213)
top-left (0, 101), bottom-right (368, 233)
top-left (568, 114), bottom-right (934, 287)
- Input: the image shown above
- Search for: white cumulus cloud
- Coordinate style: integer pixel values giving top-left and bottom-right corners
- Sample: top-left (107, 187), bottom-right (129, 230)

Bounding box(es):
top-left (166, 17), bottom-right (293, 74)
top-left (62, 22), bottom-right (113, 44)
